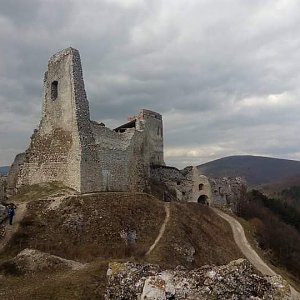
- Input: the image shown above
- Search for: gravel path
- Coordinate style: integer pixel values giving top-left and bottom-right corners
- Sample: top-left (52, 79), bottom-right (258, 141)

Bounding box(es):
top-left (146, 202), bottom-right (170, 256)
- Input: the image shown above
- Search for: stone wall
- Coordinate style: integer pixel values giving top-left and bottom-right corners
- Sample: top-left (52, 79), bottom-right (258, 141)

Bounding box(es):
top-left (6, 152), bottom-right (25, 197)
top-left (151, 166), bottom-right (185, 182)
top-left (150, 166), bottom-right (211, 204)
top-left (90, 126), bottom-right (148, 192)
top-left (209, 177), bottom-right (247, 212)
top-left (134, 110), bottom-right (164, 166)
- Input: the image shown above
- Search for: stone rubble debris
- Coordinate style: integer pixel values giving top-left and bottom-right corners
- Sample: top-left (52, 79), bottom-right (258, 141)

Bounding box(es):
top-left (105, 259), bottom-right (291, 300)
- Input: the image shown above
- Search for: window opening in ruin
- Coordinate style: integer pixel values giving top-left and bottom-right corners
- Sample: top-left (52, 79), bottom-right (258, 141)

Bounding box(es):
top-left (51, 81), bottom-right (58, 100)
top-left (197, 195), bottom-right (208, 205)
top-left (157, 127), bottom-right (160, 136)
top-left (177, 181), bottom-right (181, 185)
top-left (199, 183), bottom-right (204, 191)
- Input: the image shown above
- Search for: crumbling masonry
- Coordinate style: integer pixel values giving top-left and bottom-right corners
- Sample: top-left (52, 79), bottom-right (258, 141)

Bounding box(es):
top-left (7, 47), bottom-right (244, 208)
top-left (8, 48), bottom-right (164, 194)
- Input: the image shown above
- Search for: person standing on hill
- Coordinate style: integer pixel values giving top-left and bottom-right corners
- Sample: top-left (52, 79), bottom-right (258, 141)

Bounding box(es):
top-left (7, 203), bottom-right (16, 225)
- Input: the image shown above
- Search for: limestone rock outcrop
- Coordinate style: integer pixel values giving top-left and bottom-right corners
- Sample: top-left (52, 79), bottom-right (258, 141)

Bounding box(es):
top-left (0, 248), bottom-right (85, 275)
top-left (105, 259), bottom-right (291, 299)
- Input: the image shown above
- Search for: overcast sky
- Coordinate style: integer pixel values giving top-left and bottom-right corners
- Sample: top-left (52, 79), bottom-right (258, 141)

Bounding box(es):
top-left (1, 0), bottom-right (300, 168)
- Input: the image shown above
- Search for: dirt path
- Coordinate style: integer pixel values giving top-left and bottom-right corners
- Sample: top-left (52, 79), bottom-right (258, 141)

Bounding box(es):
top-left (0, 202), bottom-right (27, 253)
top-left (146, 202), bottom-right (170, 256)
top-left (212, 207), bottom-right (300, 300)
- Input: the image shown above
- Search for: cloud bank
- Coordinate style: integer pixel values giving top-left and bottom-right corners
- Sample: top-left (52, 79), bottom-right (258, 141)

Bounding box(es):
top-left (1, 0), bottom-right (300, 168)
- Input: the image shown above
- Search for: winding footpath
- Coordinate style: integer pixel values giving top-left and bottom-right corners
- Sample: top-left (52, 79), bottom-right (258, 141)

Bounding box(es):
top-left (146, 202), bottom-right (170, 256)
top-left (212, 207), bottom-right (300, 300)
top-left (0, 202), bottom-right (27, 253)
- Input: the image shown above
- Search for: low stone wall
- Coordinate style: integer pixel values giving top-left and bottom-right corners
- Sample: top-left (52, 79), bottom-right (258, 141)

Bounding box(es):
top-left (150, 166), bottom-right (212, 204)
top-left (150, 166), bottom-right (185, 182)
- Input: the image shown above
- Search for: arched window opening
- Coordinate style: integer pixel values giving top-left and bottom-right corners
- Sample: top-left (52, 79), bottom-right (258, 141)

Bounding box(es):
top-left (197, 195), bottom-right (208, 205)
top-left (51, 81), bottom-right (58, 100)
top-left (199, 183), bottom-right (204, 191)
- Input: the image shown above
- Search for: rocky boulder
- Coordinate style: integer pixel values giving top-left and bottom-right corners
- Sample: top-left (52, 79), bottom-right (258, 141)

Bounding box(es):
top-left (105, 259), bottom-right (291, 299)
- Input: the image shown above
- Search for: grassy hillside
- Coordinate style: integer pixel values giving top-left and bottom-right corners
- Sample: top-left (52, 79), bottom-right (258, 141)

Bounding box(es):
top-left (198, 155), bottom-right (300, 186)
top-left (0, 186), bottom-right (242, 299)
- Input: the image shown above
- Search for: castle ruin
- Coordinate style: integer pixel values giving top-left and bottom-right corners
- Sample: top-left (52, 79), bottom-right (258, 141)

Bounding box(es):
top-left (7, 47), bottom-right (246, 208)
top-left (9, 48), bottom-right (164, 194)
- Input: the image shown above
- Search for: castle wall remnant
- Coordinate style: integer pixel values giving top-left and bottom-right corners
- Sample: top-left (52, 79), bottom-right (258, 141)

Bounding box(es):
top-left (208, 177), bottom-right (247, 212)
top-left (10, 48), bottom-right (165, 194)
top-left (151, 166), bottom-right (212, 204)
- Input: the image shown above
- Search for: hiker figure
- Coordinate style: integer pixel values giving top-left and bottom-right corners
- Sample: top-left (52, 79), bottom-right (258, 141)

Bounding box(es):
top-left (7, 203), bottom-right (16, 225)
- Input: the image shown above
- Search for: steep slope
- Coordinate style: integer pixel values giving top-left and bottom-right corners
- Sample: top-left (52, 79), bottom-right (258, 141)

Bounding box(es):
top-left (198, 155), bottom-right (300, 186)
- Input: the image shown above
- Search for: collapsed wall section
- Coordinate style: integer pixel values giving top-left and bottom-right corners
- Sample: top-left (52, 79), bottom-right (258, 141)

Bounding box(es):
top-left (209, 177), bottom-right (247, 211)
top-left (150, 166), bottom-right (211, 203)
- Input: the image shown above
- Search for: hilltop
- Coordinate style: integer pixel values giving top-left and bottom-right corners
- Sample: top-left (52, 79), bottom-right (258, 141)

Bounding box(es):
top-left (198, 155), bottom-right (300, 186)
top-left (0, 184), bottom-right (242, 299)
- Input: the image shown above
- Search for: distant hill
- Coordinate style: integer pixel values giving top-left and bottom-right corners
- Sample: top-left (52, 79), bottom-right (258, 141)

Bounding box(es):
top-left (0, 166), bottom-right (9, 175)
top-left (198, 155), bottom-right (300, 186)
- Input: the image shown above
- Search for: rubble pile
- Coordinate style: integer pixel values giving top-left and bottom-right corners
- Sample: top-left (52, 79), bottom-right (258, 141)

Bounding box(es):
top-left (105, 259), bottom-right (291, 299)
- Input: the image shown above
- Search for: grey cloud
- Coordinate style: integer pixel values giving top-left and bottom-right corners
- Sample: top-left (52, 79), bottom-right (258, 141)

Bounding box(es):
top-left (1, 0), bottom-right (300, 168)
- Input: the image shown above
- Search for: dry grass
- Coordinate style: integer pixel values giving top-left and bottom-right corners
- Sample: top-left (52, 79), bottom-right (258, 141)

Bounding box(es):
top-left (147, 202), bottom-right (243, 269)
top-left (0, 259), bottom-right (109, 300)
top-left (2, 192), bottom-right (166, 262)
top-left (7, 182), bottom-right (74, 204)
top-left (0, 188), bottom-right (244, 298)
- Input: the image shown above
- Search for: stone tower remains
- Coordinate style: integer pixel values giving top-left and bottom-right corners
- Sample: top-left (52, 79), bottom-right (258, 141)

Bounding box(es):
top-left (9, 48), bottom-right (165, 194)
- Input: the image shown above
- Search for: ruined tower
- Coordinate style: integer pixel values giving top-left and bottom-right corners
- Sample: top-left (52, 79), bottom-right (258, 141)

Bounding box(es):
top-left (15, 47), bottom-right (97, 192)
